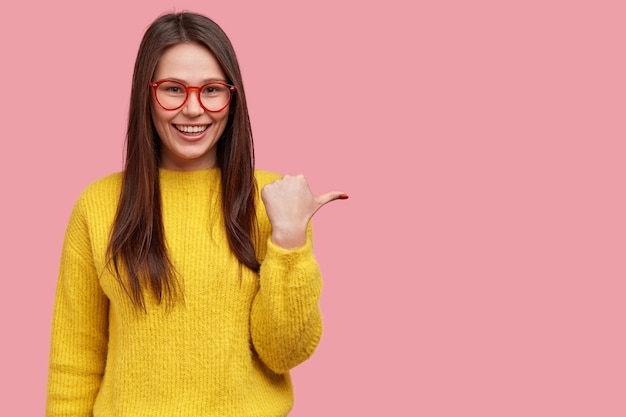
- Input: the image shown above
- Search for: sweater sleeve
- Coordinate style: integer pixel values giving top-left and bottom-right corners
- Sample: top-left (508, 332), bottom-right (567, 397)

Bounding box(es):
top-left (250, 226), bottom-right (323, 374)
top-left (46, 197), bottom-right (109, 417)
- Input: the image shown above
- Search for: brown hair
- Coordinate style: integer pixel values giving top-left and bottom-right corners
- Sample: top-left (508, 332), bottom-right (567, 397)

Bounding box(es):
top-left (107, 12), bottom-right (259, 310)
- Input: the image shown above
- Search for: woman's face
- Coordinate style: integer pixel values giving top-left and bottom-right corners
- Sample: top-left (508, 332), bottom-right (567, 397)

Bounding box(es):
top-left (150, 42), bottom-right (231, 171)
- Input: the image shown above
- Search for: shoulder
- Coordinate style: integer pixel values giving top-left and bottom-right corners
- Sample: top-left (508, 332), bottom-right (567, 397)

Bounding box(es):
top-left (254, 169), bottom-right (282, 188)
top-left (74, 172), bottom-right (123, 211)
top-left (63, 172), bottom-right (122, 241)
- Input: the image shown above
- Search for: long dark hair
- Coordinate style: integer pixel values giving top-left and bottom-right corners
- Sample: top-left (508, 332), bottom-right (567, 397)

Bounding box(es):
top-left (107, 12), bottom-right (259, 310)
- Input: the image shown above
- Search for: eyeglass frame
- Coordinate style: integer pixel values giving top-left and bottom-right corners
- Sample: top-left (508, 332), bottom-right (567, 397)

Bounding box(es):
top-left (149, 79), bottom-right (237, 113)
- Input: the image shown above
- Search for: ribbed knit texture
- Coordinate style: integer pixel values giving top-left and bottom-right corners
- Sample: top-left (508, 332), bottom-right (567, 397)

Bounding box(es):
top-left (46, 169), bottom-right (323, 417)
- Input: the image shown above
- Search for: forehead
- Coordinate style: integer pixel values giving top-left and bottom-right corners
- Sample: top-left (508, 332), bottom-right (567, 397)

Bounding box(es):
top-left (153, 42), bottom-right (226, 82)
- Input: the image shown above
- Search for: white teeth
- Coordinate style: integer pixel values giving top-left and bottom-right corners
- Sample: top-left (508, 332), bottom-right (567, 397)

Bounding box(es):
top-left (175, 125), bottom-right (208, 133)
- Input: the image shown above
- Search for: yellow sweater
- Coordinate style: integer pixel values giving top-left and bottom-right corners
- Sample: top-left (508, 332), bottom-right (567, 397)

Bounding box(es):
top-left (46, 169), bottom-right (323, 417)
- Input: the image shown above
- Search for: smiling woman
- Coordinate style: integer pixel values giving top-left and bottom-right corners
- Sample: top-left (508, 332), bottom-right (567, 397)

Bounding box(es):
top-left (45, 11), bottom-right (347, 417)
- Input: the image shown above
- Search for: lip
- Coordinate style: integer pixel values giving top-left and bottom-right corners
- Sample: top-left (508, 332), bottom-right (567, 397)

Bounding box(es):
top-left (172, 123), bottom-right (211, 142)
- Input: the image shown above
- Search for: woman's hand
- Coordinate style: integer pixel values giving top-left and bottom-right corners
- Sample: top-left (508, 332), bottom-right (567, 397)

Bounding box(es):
top-left (261, 174), bottom-right (347, 249)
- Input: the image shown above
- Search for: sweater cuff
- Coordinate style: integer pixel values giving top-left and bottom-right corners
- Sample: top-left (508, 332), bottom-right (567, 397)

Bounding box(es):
top-left (262, 237), bottom-right (319, 286)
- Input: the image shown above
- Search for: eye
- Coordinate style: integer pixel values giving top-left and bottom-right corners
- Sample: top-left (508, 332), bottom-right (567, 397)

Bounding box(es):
top-left (201, 84), bottom-right (227, 96)
top-left (158, 81), bottom-right (186, 96)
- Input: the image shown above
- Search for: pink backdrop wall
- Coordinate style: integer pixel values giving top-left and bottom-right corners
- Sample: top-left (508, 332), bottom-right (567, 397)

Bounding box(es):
top-left (1, 0), bottom-right (625, 415)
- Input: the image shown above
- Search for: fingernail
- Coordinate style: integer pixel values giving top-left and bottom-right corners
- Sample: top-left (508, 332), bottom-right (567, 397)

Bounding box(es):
top-left (337, 194), bottom-right (349, 200)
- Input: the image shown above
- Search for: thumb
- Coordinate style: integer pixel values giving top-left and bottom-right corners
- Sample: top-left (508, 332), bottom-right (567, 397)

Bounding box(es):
top-left (315, 191), bottom-right (349, 208)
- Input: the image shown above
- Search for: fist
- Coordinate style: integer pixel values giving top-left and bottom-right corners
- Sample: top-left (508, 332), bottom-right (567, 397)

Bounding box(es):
top-left (261, 174), bottom-right (347, 248)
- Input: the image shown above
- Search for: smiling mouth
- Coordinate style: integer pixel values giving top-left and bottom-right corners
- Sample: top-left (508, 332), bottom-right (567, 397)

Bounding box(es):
top-left (174, 124), bottom-right (209, 135)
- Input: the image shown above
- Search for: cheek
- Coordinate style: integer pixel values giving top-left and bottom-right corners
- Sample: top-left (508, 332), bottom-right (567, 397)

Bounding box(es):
top-left (214, 111), bottom-right (231, 137)
top-left (151, 105), bottom-right (164, 125)
top-left (215, 108), bottom-right (231, 125)
top-left (150, 109), bottom-right (171, 143)
top-left (151, 107), bottom-right (171, 131)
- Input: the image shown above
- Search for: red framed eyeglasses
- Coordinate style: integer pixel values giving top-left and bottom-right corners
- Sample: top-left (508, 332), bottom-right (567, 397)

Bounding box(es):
top-left (150, 79), bottom-right (236, 112)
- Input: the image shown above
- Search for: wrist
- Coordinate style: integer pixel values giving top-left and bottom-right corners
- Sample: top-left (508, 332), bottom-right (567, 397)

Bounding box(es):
top-left (271, 227), bottom-right (307, 249)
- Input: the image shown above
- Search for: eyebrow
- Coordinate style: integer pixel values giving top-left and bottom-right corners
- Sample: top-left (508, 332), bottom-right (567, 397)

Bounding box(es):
top-left (160, 77), bottom-right (228, 84)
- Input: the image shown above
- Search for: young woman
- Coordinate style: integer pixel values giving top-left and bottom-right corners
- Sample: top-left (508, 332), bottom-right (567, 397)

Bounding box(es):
top-left (46, 11), bottom-right (346, 417)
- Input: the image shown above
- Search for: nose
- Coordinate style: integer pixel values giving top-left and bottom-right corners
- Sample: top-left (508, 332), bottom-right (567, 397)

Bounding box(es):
top-left (182, 88), bottom-right (204, 117)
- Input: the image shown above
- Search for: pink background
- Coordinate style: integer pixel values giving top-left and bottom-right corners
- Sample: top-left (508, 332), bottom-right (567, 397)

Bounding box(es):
top-left (1, 0), bottom-right (625, 415)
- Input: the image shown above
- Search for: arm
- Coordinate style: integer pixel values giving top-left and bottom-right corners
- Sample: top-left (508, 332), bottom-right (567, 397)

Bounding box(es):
top-left (250, 174), bottom-right (346, 373)
top-left (46, 198), bottom-right (109, 417)
top-left (250, 228), bottom-right (323, 374)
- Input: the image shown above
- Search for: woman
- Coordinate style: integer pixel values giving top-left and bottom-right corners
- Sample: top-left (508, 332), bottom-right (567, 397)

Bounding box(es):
top-left (46, 11), bottom-right (346, 416)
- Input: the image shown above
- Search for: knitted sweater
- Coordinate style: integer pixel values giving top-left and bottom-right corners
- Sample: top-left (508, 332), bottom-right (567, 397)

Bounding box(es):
top-left (46, 169), bottom-right (323, 417)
